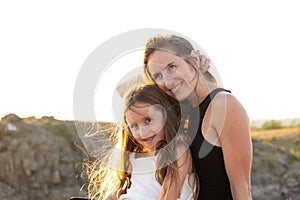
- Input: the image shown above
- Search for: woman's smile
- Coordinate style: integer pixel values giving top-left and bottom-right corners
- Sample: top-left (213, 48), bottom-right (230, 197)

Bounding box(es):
top-left (147, 50), bottom-right (198, 101)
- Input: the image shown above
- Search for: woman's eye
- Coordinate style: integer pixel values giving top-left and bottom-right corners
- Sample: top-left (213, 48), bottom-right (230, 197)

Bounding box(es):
top-left (168, 65), bottom-right (176, 70)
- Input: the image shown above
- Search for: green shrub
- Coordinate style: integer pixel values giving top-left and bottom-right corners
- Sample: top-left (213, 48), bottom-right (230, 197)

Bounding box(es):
top-left (250, 125), bottom-right (259, 131)
top-left (289, 148), bottom-right (300, 160)
top-left (50, 122), bottom-right (71, 140)
top-left (266, 158), bottom-right (275, 169)
top-left (261, 120), bottom-right (282, 130)
top-left (293, 138), bottom-right (300, 145)
top-left (271, 136), bottom-right (277, 141)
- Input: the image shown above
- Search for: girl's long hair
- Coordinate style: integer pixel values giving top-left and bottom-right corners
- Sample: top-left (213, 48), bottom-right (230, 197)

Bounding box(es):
top-left (84, 83), bottom-right (199, 199)
top-left (123, 83), bottom-right (198, 199)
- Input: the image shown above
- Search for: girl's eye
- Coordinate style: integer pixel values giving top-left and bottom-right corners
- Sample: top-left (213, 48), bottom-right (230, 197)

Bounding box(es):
top-left (145, 117), bottom-right (152, 124)
top-left (130, 123), bottom-right (139, 130)
top-left (153, 73), bottom-right (162, 81)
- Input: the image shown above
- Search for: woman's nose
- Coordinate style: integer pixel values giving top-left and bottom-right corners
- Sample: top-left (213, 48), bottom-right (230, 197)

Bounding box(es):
top-left (157, 73), bottom-right (173, 89)
top-left (163, 73), bottom-right (175, 89)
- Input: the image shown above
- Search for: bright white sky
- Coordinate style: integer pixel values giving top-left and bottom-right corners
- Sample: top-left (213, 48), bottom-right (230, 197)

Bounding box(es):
top-left (1, 0), bottom-right (299, 122)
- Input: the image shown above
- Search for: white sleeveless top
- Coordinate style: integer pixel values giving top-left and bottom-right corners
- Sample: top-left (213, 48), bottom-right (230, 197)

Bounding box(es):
top-left (119, 153), bottom-right (195, 200)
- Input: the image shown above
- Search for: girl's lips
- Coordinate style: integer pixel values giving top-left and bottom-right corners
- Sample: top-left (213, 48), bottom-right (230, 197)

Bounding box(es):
top-left (141, 135), bottom-right (155, 141)
top-left (137, 135), bottom-right (157, 150)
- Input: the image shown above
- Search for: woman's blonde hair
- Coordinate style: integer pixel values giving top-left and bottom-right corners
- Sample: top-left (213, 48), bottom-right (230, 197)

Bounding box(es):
top-left (143, 34), bottom-right (217, 84)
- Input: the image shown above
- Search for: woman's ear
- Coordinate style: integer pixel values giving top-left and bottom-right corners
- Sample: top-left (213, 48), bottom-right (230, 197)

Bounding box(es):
top-left (191, 50), bottom-right (210, 74)
top-left (191, 50), bottom-right (200, 63)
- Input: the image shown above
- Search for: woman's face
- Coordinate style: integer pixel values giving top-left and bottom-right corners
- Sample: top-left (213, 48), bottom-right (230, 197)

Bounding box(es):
top-left (125, 103), bottom-right (166, 151)
top-left (147, 50), bottom-right (197, 101)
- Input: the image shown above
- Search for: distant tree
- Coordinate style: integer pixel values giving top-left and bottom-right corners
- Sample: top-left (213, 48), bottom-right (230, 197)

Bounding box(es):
top-left (287, 119), bottom-right (300, 128)
top-left (261, 120), bottom-right (282, 130)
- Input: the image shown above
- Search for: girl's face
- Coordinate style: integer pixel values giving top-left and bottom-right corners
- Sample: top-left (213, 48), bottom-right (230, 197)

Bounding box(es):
top-left (125, 102), bottom-right (166, 152)
top-left (147, 50), bottom-right (197, 101)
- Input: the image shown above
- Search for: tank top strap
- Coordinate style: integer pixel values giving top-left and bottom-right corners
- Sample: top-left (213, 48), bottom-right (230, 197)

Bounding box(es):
top-left (199, 88), bottom-right (231, 114)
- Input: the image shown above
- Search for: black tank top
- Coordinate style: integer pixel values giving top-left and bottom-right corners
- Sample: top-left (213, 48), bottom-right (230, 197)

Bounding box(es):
top-left (189, 88), bottom-right (233, 200)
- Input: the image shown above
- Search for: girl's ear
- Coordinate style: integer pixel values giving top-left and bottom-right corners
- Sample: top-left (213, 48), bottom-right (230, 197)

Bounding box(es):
top-left (191, 50), bottom-right (210, 74)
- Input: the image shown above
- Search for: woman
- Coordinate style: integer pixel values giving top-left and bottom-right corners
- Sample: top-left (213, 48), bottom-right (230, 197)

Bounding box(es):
top-left (143, 34), bottom-right (252, 200)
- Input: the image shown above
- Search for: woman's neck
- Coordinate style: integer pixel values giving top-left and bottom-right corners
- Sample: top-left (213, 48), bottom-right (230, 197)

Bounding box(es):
top-left (193, 81), bottom-right (218, 105)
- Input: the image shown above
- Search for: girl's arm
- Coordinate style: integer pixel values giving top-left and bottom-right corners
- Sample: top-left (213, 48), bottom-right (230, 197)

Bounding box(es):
top-left (158, 148), bottom-right (192, 200)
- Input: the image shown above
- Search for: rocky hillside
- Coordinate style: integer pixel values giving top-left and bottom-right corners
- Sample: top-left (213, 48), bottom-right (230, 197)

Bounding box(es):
top-left (0, 114), bottom-right (87, 200)
top-left (0, 114), bottom-right (299, 200)
top-left (251, 128), bottom-right (300, 200)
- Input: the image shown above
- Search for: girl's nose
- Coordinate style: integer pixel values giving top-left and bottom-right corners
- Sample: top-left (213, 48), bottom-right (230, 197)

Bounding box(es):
top-left (139, 125), bottom-right (150, 139)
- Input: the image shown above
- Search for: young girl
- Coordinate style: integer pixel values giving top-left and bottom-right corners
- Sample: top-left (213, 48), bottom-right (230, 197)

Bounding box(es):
top-left (85, 83), bottom-right (199, 200)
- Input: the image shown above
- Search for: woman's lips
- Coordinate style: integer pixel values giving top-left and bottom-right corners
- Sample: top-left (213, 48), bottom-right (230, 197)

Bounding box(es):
top-left (171, 82), bottom-right (181, 93)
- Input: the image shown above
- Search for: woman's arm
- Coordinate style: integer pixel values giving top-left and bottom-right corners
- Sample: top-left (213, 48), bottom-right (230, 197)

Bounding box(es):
top-left (214, 93), bottom-right (252, 200)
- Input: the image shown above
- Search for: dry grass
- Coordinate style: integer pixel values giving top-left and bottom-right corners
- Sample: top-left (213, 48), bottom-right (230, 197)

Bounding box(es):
top-left (251, 126), bottom-right (300, 163)
top-left (251, 127), bottom-right (300, 140)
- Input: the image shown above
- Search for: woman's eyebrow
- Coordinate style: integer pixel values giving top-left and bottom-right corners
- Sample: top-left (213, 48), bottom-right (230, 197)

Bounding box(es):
top-left (151, 61), bottom-right (176, 75)
top-left (166, 61), bottom-right (176, 66)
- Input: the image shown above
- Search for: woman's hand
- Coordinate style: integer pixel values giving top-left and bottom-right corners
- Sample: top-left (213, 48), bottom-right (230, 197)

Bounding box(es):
top-left (196, 50), bottom-right (211, 73)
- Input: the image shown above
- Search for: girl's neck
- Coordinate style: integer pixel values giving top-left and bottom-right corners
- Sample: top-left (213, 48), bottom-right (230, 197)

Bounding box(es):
top-left (135, 151), bottom-right (156, 158)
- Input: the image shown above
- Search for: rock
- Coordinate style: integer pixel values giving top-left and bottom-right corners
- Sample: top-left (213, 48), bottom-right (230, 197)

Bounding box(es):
top-left (7, 123), bottom-right (17, 132)
top-left (52, 170), bottom-right (61, 183)
top-left (286, 177), bottom-right (298, 187)
top-left (0, 141), bottom-right (6, 152)
top-left (0, 115), bottom-right (86, 199)
top-left (1, 114), bottom-right (299, 199)
top-left (280, 187), bottom-right (290, 197)
top-left (0, 114), bottom-right (22, 123)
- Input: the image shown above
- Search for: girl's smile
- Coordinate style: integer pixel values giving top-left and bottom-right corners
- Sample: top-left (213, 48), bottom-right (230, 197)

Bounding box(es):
top-left (125, 102), bottom-right (166, 151)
